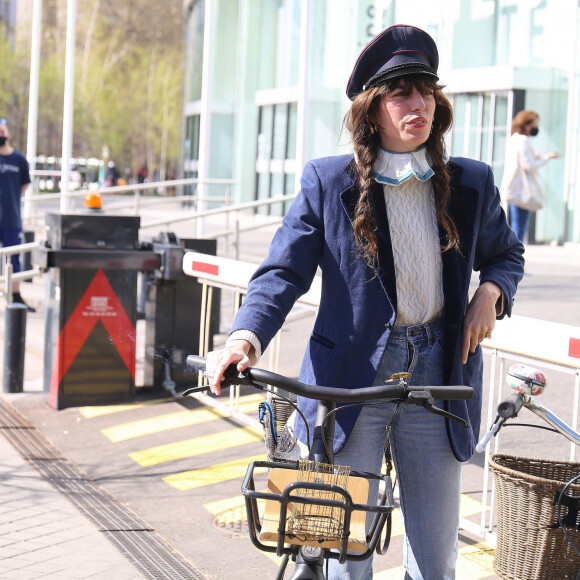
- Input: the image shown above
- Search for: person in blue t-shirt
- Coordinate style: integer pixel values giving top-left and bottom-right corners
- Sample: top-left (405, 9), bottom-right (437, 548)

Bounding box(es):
top-left (0, 118), bottom-right (35, 311)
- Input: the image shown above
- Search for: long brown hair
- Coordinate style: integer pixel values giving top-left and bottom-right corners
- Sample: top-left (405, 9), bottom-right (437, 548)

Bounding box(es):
top-left (343, 74), bottom-right (458, 267)
top-left (511, 110), bottom-right (538, 135)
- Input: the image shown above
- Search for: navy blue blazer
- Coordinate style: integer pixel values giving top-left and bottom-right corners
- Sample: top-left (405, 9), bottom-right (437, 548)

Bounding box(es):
top-left (232, 154), bottom-right (525, 462)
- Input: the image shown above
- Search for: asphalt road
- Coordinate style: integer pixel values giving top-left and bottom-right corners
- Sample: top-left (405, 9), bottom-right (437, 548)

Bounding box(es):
top-left (4, 206), bottom-right (580, 579)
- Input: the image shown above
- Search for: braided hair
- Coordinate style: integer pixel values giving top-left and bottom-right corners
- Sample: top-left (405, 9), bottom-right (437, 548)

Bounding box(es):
top-left (343, 74), bottom-right (458, 267)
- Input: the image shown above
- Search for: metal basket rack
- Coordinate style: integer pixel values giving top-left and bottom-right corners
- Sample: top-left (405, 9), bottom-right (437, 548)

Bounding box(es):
top-left (241, 458), bottom-right (394, 564)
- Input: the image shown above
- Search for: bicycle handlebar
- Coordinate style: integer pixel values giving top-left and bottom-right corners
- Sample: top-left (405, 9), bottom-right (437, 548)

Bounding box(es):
top-left (477, 390), bottom-right (580, 452)
top-left (184, 355), bottom-right (474, 403)
top-left (498, 393), bottom-right (524, 419)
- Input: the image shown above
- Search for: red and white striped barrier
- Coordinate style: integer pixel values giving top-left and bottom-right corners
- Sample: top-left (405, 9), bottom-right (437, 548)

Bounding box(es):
top-left (484, 314), bottom-right (580, 368)
top-left (183, 251), bottom-right (321, 307)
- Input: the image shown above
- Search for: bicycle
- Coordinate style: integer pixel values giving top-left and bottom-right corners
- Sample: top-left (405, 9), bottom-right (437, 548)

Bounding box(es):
top-left (184, 355), bottom-right (473, 579)
top-left (477, 363), bottom-right (580, 580)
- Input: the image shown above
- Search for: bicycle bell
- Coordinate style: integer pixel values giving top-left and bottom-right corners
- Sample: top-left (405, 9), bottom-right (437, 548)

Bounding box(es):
top-left (506, 363), bottom-right (546, 396)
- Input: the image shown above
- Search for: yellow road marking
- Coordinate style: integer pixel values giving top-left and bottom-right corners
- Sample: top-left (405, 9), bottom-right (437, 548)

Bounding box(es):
top-left (79, 399), bottom-right (171, 418)
top-left (455, 541), bottom-right (496, 578)
top-left (373, 540), bottom-right (496, 579)
top-left (204, 493), bottom-right (252, 516)
top-left (101, 394), bottom-right (264, 442)
top-left (129, 426), bottom-right (263, 466)
top-left (163, 454), bottom-right (267, 490)
top-left (204, 490), bottom-right (267, 528)
top-left (203, 491), bottom-right (493, 577)
top-left (388, 494), bottom-right (487, 538)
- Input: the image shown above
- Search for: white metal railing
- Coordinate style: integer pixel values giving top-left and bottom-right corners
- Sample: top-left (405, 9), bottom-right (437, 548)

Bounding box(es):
top-left (23, 175), bottom-right (295, 246)
top-left (2, 186), bottom-right (294, 305)
top-left (0, 242), bottom-right (44, 301)
top-left (25, 175), bottom-right (237, 216)
top-left (182, 252), bottom-right (580, 540)
top-left (477, 316), bottom-right (580, 540)
top-left (182, 252), bottom-right (319, 422)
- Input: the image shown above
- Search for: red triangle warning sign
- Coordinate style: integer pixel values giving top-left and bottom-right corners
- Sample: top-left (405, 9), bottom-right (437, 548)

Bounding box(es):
top-left (49, 269), bottom-right (136, 407)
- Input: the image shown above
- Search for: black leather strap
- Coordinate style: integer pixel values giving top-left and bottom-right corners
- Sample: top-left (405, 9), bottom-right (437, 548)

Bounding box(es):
top-left (377, 436), bottom-right (394, 556)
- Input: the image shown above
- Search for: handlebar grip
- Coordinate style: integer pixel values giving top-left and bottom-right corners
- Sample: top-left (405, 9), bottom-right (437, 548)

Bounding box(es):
top-left (186, 355), bottom-right (207, 370)
top-left (182, 385), bottom-right (211, 396)
top-left (475, 425), bottom-right (497, 453)
top-left (498, 393), bottom-right (524, 419)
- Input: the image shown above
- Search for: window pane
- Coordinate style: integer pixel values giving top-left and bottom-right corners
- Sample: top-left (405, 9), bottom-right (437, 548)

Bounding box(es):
top-left (287, 103), bottom-right (297, 159)
top-left (272, 104), bottom-right (288, 160)
top-left (493, 95), bottom-right (509, 184)
top-left (481, 94), bottom-right (492, 164)
top-left (451, 95), bottom-right (466, 157)
top-left (258, 105), bottom-right (274, 161)
top-left (184, 0), bottom-right (204, 103)
top-left (468, 95), bottom-right (479, 159)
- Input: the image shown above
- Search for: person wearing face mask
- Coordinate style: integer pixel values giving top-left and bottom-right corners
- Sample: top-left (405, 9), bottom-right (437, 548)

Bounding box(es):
top-left (205, 25), bottom-right (524, 579)
top-left (500, 110), bottom-right (560, 243)
top-left (0, 118), bottom-right (35, 311)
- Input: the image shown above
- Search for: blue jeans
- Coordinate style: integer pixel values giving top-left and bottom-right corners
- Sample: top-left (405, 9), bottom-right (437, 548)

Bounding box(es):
top-left (327, 319), bottom-right (461, 580)
top-left (509, 204), bottom-right (531, 243)
top-left (0, 228), bottom-right (22, 273)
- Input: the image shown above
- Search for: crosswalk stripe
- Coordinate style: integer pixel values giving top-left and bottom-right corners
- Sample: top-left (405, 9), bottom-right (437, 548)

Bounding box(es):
top-left (163, 454), bottom-right (268, 490)
top-left (203, 486), bottom-right (485, 541)
top-left (129, 426), bottom-right (263, 466)
top-left (79, 399), bottom-right (171, 419)
top-left (202, 490), bottom-right (493, 577)
top-left (101, 394), bottom-right (264, 442)
top-left (389, 493), bottom-right (487, 537)
top-left (204, 490), bottom-right (267, 526)
top-left (373, 541), bottom-right (496, 579)
top-left (204, 493), bottom-right (253, 516)
top-left (455, 542), bottom-right (496, 578)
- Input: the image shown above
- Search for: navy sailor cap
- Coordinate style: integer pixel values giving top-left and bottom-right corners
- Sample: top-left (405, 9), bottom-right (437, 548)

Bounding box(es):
top-left (346, 24), bottom-right (439, 101)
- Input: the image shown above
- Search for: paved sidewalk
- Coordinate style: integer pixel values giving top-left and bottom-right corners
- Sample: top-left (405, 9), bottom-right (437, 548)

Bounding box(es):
top-left (0, 207), bottom-right (577, 579)
top-left (0, 395), bottom-right (209, 580)
top-left (0, 432), bottom-right (142, 580)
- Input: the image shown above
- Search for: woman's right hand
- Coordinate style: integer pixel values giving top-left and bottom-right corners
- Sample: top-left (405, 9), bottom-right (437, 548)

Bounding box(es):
top-left (205, 339), bottom-right (254, 396)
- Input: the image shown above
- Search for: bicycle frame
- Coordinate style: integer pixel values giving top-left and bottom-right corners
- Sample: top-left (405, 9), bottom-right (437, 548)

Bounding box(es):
top-left (525, 397), bottom-right (580, 446)
top-left (184, 355), bottom-right (472, 579)
top-left (240, 397), bottom-right (394, 567)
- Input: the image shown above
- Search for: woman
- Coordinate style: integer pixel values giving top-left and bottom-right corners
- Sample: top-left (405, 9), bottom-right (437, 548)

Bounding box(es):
top-left (500, 109), bottom-right (560, 242)
top-left (207, 25), bottom-right (524, 579)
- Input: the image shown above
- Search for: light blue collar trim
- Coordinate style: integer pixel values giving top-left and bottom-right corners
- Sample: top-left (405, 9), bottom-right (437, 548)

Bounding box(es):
top-left (373, 145), bottom-right (435, 186)
top-left (373, 166), bottom-right (434, 185)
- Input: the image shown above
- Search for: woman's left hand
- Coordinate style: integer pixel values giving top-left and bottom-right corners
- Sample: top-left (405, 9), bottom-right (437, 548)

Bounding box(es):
top-left (461, 282), bottom-right (502, 364)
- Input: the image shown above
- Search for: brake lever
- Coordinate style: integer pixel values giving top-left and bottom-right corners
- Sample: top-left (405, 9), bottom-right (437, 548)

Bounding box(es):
top-left (405, 391), bottom-right (469, 429)
top-left (182, 365), bottom-right (254, 397)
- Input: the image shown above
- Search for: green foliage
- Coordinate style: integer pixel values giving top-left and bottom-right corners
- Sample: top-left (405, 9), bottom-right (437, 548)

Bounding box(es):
top-left (7, 0), bottom-right (184, 180)
top-left (0, 22), bottom-right (31, 148)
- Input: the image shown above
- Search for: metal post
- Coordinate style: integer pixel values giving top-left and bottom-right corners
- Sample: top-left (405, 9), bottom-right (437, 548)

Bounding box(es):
top-left (24, 0), bottom-right (43, 220)
top-left (3, 303), bottom-right (27, 393)
top-left (234, 218), bottom-right (240, 260)
top-left (60, 0), bottom-right (77, 213)
top-left (196, 0), bottom-right (216, 237)
top-left (21, 231), bottom-right (35, 280)
top-left (4, 261), bottom-right (13, 304)
top-left (295, 0), bottom-right (311, 194)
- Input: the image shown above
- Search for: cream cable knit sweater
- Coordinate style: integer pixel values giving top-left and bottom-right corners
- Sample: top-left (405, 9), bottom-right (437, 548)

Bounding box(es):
top-left (227, 149), bottom-right (444, 358)
top-left (382, 176), bottom-right (444, 326)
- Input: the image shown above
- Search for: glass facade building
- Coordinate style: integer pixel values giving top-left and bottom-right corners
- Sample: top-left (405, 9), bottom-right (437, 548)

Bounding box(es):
top-left (182, 0), bottom-right (580, 243)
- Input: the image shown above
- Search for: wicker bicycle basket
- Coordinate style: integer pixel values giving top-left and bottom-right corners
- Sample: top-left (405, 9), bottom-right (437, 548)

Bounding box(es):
top-left (489, 454), bottom-right (580, 580)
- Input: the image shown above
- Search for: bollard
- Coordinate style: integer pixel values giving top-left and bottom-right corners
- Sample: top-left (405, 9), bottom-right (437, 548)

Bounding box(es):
top-left (3, 303), bottom-right (27, 393)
